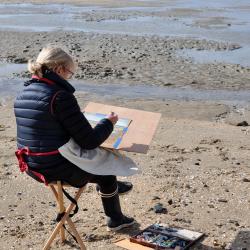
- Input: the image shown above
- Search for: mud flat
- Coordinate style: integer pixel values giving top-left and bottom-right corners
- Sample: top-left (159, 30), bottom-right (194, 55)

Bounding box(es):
top-left (0, 1), bottom-right (249, 90)
top-left (1, 31), bottom-right (250, 91)
top-left (0, 1), bottom-right (250, 250)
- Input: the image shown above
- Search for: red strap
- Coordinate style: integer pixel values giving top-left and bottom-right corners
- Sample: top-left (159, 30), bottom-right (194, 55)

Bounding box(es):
top-left (15, 148), bottom-right (29, 172)
top-left (32, 75), bottom-right (55, 85)
top-left (15, 147), bottom-right (59, 186)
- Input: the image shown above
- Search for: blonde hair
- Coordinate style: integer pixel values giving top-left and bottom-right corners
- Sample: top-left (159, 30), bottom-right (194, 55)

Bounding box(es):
top-left (28, 47), bottom-right (75, 77)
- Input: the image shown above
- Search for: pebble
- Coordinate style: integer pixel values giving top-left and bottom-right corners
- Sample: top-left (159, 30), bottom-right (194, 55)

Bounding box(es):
top-left (0, 124), bottom-right (5, 131)
top-left (167, 199), bottom-right (173, 205)
top-left (163, 83), bottom-right (173, 87)
top-left (218, 198), bottom-right (228, 203)
top-left (13, 57), bottom-right (27, 64)
top-left (237, 121), bottom-right (249, 127)
top-left (215, 223), bottom-right (223, 228)
top-left (153, 203), bottom-right (167, 214)
top-left (213, 239), bottom-right (220, 246)
top-left (84, 233), bottom-right (111, 242)
top-left (191, 188), bottom-right (197, 193)
top-left (84, 234), bottom-right (96, 242)
top-left (228, 219), bottom-right (240, 226)
top-left (242, 177), bottom-right (250, 182)
top-left (152, 196), bottom-right (161, 201)
top-left (48, 202), bottom-right (56, 207)
top-left (173, 217), bottom-right (191, 224)
top-left (203, 183), bottom-right (208, 188)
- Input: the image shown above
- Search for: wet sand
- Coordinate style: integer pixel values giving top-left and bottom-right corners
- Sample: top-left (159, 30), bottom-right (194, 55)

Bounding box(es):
top-left (1, 1), bottom-right (250, 250)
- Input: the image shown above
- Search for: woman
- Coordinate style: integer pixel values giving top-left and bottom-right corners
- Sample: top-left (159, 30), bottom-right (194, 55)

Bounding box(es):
top-left (14, 46), bottom-right (134, 231)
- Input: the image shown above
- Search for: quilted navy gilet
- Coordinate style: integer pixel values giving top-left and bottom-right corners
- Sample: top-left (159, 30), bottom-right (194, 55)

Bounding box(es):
top-left (14, 71), bottom-right (76, 178)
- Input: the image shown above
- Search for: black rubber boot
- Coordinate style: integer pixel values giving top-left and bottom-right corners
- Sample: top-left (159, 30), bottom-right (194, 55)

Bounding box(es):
top-left (101, 192), bottom-right (135, 231)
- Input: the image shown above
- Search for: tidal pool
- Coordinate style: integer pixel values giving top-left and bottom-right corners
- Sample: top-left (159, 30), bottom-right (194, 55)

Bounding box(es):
top-left (176, 46), bottom-right (250, 67)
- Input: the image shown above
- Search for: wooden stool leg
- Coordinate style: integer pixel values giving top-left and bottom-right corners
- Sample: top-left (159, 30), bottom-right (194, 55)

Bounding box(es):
top-left (43, 185), bottom-right (86, 250)
top-left (57, 181), bottom-right (66, 243)
top-left (49, 183), bottom-right (66, 244)
top-left (67, 217), bottom-right (86, 250)
top-left (43, 219), bottom-right (65, 250)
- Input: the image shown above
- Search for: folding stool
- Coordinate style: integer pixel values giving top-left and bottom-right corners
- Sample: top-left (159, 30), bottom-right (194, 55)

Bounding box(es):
top-left (42, 181), bottom-right (87, 250)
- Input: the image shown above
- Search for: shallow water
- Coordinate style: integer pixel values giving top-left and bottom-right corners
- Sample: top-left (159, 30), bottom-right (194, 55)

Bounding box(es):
top-left (2, 76), bottom-right (250, 107)
top-left (0, 1), bottom-right (249, 67)
top-left (72, 81), bottom-right (250, 106)
top-left (0, 2), bottom-right (249, 44)
top-left (175, 0), bottom-right (248, 9)
top-left (1, 63), bottom-right (250, 106)
top-left (0, 63), bottom-right (26, 77)
top-left (176, 47), bottom-right (250, 67)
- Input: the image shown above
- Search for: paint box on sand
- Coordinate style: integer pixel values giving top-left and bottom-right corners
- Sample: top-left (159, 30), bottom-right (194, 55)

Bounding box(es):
top-left (114, 224), bottom-right (204, 250)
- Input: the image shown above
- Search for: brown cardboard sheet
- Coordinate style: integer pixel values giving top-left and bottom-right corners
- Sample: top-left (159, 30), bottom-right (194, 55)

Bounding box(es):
top-left (114, 238), bottom-right (152, 250)
top-left (84, 102), bottom-right (161, 154)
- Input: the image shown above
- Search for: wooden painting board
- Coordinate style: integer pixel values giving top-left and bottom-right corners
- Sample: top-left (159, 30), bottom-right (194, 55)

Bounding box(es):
top-left (84, 102), bottom-right (161, 154)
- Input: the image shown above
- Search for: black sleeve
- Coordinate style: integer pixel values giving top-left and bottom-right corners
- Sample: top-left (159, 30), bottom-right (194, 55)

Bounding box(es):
top-left (53, 91), bottom-right (113, 149)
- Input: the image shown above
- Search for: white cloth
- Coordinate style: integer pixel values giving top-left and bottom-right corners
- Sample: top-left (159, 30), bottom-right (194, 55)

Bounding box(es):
top-left (58, 138), bottom-right (140, 176)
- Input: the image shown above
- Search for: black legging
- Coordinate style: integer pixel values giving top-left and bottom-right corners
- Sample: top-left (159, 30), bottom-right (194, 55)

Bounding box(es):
top-left (65, 166), bottom-right (117, 194)
top-left (28, 164), bottom-right (118, 195)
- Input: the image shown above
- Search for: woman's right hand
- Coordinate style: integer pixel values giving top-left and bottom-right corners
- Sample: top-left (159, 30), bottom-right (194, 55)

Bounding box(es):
top-left (107, 112), bottom-right (118, 125)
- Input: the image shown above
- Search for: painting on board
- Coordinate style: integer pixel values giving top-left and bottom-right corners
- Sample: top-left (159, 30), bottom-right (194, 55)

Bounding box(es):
top-left (84, 112), bottom-right (132, 149)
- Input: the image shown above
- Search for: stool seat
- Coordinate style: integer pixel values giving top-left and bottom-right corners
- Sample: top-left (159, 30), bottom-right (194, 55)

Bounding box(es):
top-left (43, 181), bottom-right (87, 250)
top-left (48, 181), bottom-right (71, 187)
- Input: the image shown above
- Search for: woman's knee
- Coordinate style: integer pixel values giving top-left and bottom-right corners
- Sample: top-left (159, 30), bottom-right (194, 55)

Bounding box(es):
top-left (92, 175), bottom-right (117, 194)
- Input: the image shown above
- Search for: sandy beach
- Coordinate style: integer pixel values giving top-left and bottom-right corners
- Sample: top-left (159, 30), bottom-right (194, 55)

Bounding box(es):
top-left (0, 0), bottom-right (250, 249)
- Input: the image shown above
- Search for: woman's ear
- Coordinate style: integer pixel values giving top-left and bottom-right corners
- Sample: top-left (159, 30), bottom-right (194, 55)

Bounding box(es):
top-left (54, 65), bottom-right (63, 75)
